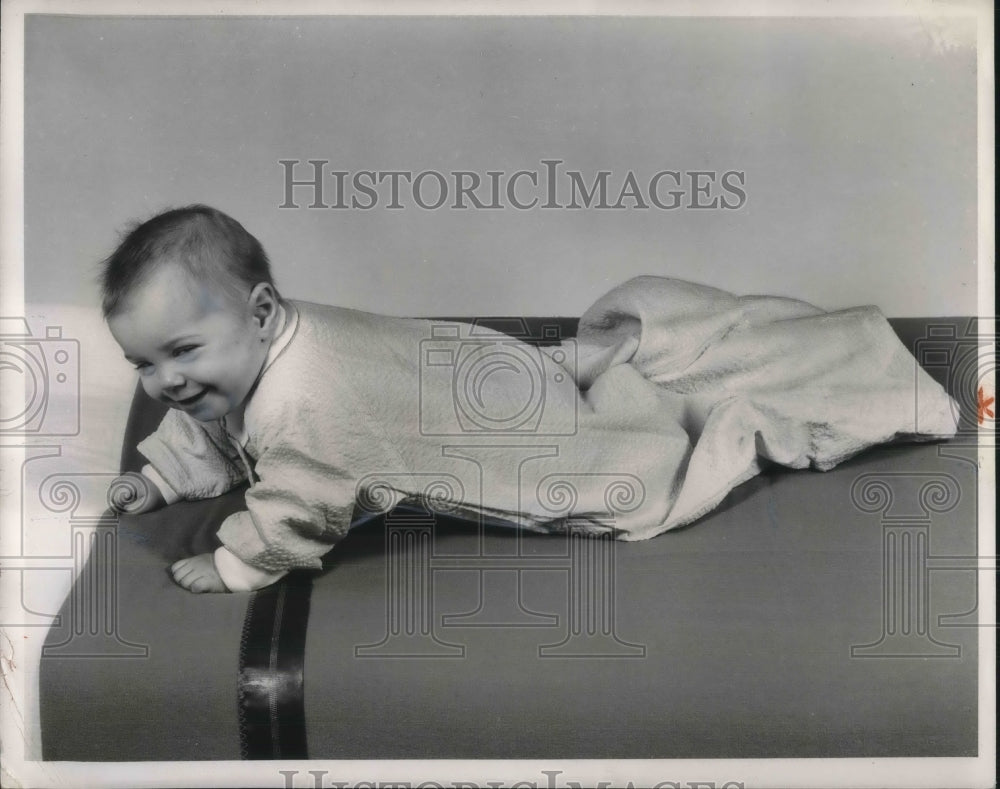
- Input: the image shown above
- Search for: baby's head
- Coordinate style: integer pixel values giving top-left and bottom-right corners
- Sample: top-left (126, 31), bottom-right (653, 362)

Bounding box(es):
top-left (101, 205), bottom-right (283, 422)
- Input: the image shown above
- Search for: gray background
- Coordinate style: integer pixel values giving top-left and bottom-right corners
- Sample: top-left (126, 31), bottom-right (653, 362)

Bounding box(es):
top-left (26, 15), bottom-right (978, 317)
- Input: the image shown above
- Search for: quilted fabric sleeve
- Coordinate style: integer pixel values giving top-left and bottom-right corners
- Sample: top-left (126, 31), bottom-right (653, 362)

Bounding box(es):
top-left (214, 442), bottom-right (362, 572)
top-left (213, 356), bottom-right (408, 572)
top-left (136, 408), bottom-right (249, 500)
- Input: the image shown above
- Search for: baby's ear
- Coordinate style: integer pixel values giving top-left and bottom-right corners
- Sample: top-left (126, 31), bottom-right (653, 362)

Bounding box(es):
top-left (248, 282), bottom-right (278, 329)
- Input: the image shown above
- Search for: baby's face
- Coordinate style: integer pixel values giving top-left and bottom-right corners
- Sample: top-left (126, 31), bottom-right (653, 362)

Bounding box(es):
top-left (108, 262), bottom-right (271, 422)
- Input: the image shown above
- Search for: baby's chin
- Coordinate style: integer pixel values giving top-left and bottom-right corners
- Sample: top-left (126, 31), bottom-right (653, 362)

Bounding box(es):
top-left (185, 408), bottom-right (227, 422)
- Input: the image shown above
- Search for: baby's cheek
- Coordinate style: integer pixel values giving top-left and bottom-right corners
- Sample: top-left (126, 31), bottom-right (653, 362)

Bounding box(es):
top-left (140, 378), bottom-right (160, 401)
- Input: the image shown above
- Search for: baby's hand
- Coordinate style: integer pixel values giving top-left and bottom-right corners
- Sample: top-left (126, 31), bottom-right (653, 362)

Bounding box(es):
top-left (170, 553), bottom-right (229, 593)
top-left (108, 472), bottom-right (165, 514)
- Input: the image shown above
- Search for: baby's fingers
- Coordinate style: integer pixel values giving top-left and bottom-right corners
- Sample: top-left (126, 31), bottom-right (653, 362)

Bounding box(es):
top-left (170, 557), bottom-right (194, 575)
top-left (188, 577), bottom-right (217, 594)
top-left (172, 566), bottom-right (210, 593)
top-left (169, 556), bottom-right (228, 593)
top-left (170, 559), bottom-right (199, 586)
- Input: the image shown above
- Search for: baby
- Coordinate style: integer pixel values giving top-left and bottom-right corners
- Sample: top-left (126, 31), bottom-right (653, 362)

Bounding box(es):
top-left (105, 206), bottom-right (955, 596)
top-left (102, 205), bottom-right (624, 592)
top-left (105, 205), bottom-right (296, 592)
top-left (105, 205), bottom-right (597, 594)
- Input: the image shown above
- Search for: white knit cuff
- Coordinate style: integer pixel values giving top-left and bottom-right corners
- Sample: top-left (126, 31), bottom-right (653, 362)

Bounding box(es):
top-left (213, 546), bottom-right (288, 592)
top-left (140, 464), bottom-right (181, 505)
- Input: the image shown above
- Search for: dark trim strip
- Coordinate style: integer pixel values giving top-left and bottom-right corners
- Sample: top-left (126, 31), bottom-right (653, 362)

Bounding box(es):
top-left (237, 572), bottom-right (313, 759)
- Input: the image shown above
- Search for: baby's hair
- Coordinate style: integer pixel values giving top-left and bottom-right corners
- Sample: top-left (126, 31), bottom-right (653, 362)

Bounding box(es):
top-left (99, 205), bottom-right (278, 319)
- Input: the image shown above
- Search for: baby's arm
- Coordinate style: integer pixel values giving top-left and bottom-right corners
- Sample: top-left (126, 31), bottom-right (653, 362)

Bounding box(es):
top-left (123, 408), bottom-right (259, 591)
top-left (208, 438), bottom-right (362, 593)
top-left (115, 409), bottom-right (244, 514)
top-left (106, 470), bottom-right (271, 592)
top-left (136, 408), bottom-right (249, 501)
top-left (164, 380), bottom-right (380, 593)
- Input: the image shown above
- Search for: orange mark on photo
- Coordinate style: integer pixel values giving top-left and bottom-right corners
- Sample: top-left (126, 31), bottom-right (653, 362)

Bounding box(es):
top-left (977, 386), bottom-right (994, 425)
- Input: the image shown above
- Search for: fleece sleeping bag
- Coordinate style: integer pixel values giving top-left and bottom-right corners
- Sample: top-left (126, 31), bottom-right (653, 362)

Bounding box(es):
top-left (135, 275), bottom-right (959, 573)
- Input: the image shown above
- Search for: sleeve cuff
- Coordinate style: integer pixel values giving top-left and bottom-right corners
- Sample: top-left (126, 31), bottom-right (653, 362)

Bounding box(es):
top-left (140, 464), bottom-right (181, 505)
top-left (213, 546), bottom-right (288, 592)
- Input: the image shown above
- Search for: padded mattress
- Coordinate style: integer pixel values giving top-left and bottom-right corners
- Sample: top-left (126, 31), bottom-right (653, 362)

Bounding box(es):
top-left (39, 318), bottom-right (981, 760)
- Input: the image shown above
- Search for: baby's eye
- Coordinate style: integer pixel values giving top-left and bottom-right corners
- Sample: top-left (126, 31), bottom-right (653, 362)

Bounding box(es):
top-left (172, 345), bottom-right (198, 358)
top-left (134, 362), bottom-right (152, 375)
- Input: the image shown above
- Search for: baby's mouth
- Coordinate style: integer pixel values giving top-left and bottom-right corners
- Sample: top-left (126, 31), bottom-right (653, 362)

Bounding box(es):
top-left (173, 389), bottom-right (208, 407)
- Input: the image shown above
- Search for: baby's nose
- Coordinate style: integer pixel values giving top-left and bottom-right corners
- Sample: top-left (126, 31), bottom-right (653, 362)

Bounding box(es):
top-left (157, 364), bottom-right (185, 389)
